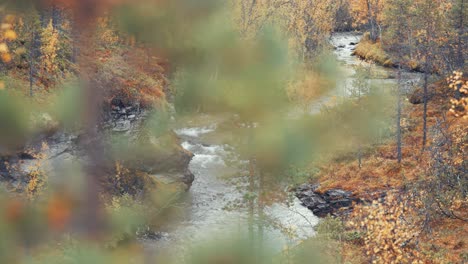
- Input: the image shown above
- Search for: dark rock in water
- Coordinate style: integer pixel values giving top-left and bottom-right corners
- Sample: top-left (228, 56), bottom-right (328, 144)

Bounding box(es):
top-left (111, 98), bottom-right (125, 108)
top-left (312, 204), bottom-right (333, 216)
top-left (296, 183), bottom-right (319, 192)
top-left (19, 152), bottom-right (35, 160)
top-left (302, 194), bottom-right (326, 208)
top-left (330, 199), bottom-right (353, 209)
top-left (183, 169), bottom-right (195, 187)
top-left (349, 42), bottom-right (357, 46)
top-left (296, 184), bottom-right (355, 217)
top-left (338, 45), bottom-right (345, 48)
top-left (113, 120), bottom-right (132, 132)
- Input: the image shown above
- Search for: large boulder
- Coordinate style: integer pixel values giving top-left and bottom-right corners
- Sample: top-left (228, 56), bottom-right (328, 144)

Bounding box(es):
top-left (296, 184), bottom-right (355, 217)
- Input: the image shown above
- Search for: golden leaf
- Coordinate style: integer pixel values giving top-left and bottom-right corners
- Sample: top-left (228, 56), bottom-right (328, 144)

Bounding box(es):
top-left (0, 43), bottom-right (9, 53)
top-left (1, 53), bottom-right (11, 63)
top-left (4, 30), bottom-right (17, 41)
top-left (1, 23), bottom-right (11, 30)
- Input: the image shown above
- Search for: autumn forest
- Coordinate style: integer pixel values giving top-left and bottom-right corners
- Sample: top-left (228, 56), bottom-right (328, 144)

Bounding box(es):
top-left (0, 0), bottom-right (466, 263)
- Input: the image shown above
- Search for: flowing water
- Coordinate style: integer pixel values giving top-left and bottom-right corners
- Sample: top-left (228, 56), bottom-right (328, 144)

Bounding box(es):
top-left (143, 123), bottom-right (318, 258)
top-left (308, 32), bottom-right (422, 114)
top-left (143, 32), bottom-right (423, 259)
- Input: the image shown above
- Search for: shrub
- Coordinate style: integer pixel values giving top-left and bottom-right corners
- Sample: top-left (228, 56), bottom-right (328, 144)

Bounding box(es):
top-left (349, 192), bottom-right (426, 263)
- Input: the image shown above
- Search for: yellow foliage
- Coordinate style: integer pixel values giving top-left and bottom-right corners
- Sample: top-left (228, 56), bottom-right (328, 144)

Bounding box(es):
top-left (350, 192), bottom-right (426, 263)
top-left (1, 53), bottom-right (11, 63)
top-left (4, 29), bottom-right (16, 40)
top-left (96, 16), bottom-right (120, 47)
top-left (0, 43), bottom-right (9, 53)
top-left (349, 0), bottom-right (385, 28)
top-left (26, 142), bottom-right (49, 199)
top-left (231, 0), bottom-right (337, 58)
top-left (447, 71), bottom-right (468, 118)
top-left (40, 20), bottom-right (60, 79)
top-left (0, 14), bottom-right (16, 63)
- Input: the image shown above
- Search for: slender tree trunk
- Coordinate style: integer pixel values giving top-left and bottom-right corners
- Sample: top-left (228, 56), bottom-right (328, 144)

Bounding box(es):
top-left (457, 0), bottom-right (465, 69)
top-left (257, 170), bottom-right (265, 259)
top-left (422, 60), bottom-right (428, 151)
top-left (247, 126), bottom-right (256, 247)
top-left (367, 0), bottom-right (377, 42)
top-left (358, 146), bottom-right (362, 168)
top-left (29, 30), bottom-right (35, 97)
top-left (51, 5), bottom-right (62, 31)
top-left (396, 65), bottom-right (402, 163)
top-left (74, 8), bottom-right (105, 238)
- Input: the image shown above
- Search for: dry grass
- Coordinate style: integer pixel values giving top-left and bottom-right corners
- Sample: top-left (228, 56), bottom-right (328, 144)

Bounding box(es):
top-left (353, 38), bottom-right (394, 68)
top-left (354, 33), bottom-right (426, 72)
top-left (419, 217), bottom-right (468, 263)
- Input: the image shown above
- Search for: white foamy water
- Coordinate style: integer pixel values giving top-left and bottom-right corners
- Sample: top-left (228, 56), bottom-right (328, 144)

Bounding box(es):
top-left (144, 33), bottom-right (424, 259)
top-left (174, 126), bottom-right (216, 137)
top-left (142, 125), bottom-right (318, 258)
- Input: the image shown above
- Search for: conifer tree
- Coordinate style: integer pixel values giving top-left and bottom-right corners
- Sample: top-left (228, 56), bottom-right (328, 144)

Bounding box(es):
top-left (40, 20), bottom-right (59, 88)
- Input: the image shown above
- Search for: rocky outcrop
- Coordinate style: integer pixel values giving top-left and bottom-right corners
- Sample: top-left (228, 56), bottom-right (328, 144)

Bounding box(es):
top-left (296, 184), bottom-right (356, 217)
top-left (0, 101), bottom-right (194, 194)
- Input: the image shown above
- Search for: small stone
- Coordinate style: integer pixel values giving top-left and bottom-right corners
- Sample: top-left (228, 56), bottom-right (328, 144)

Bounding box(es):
top-left (330, 199), bottom-right (352, 209)
top-left (324, 189), bottom-right (351, 200)
top-left (113, 120), bottom-right (131, 132)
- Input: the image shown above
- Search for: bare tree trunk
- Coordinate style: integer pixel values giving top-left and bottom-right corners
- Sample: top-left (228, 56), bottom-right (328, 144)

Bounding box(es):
top-left (422, 61), bottom-right (428, 151)
top-left (358, 146), bottom-right (362, 169)
top-left (29, 30), bottom-right (35, 97)
top-left (73, 0), bottom-right (105, 237)
top-left (396, 65), bottom-right (402, 163)
top-left (257, 170), bottom-right (265, 259)
top-left (51, 5), bottom-right (62, 31)
top-left (456, 0), bottom-right (465, 69)
top-left (77, 29), bottom-right (105, 239)
top-left (247, 126), bottom-right (256, 247)
top-left (367, 0), bottom-right (378, 42)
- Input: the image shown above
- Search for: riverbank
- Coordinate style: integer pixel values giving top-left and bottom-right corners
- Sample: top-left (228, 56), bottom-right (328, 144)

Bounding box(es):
top-left (305, 78), bottom-right (467, 263)
top-left (353, 33), bottom-right (423, 72)
top-left (352, 33), bottom-right (394, 68)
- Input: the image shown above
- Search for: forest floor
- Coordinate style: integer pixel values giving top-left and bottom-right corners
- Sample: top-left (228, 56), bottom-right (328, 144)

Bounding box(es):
top-left (312, 79), bottom-right (468, 263)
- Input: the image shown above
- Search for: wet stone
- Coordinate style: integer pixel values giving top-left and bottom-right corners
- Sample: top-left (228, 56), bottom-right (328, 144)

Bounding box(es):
top-left (296, 184), bottom-right (354, 217)
top-left (113, 120), bottom-right (131, 132)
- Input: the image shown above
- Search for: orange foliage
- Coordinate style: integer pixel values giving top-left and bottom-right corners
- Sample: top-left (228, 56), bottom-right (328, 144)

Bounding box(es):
top-left (46, 194), bottom-right (72, 231)
top-left (5, 199), bottom-right (25, 223)
top-left (447, 71), bottom-right (468, 118)
top-left (316, 80), bottom-right (460, 195)
top-left (317, 79), bottom-right (468, 262)
top-left (350, 193), bottom-right (426, 263)
top-left (419, 217), bottom-right (468, 263)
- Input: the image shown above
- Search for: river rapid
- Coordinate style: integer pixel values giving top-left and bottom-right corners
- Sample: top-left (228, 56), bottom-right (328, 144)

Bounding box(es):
top-left (142, 32), bottom-right (422, 259)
